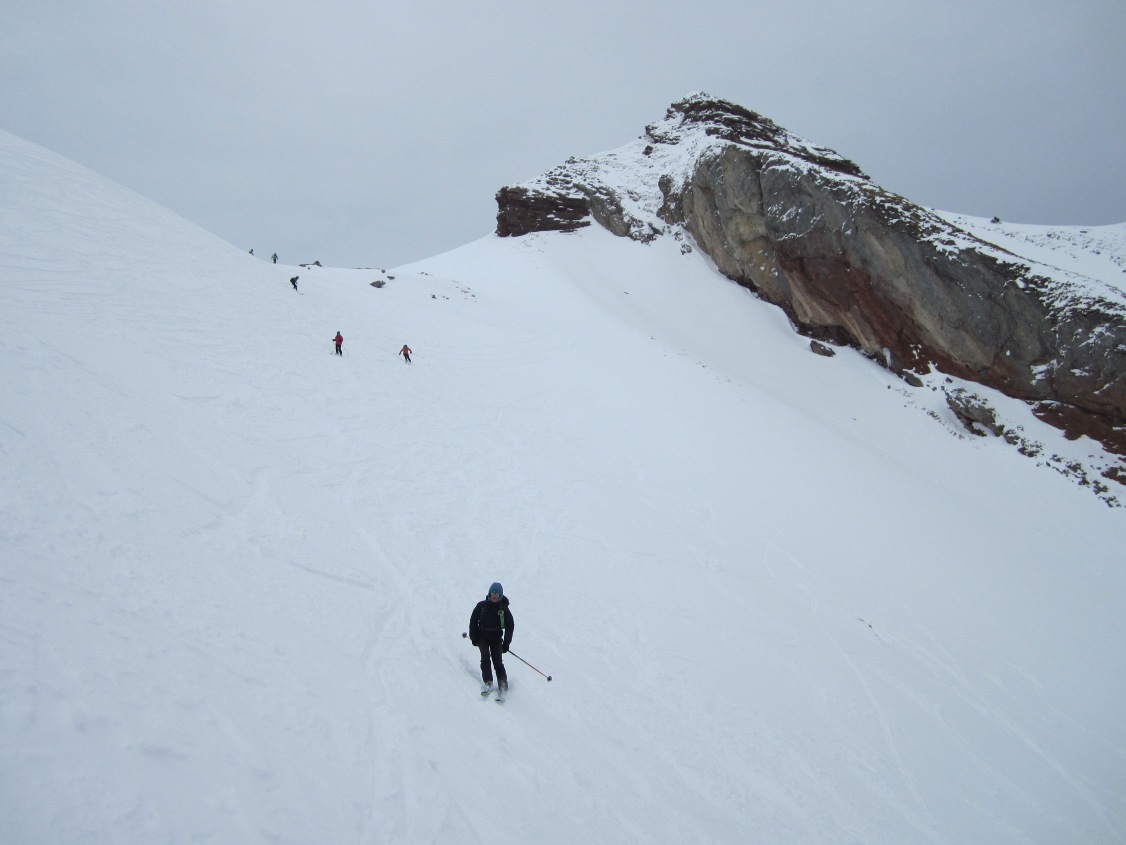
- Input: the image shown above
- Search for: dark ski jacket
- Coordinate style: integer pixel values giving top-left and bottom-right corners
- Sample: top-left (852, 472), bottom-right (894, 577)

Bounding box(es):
top-left (469, 595), bottom-right (513, 648)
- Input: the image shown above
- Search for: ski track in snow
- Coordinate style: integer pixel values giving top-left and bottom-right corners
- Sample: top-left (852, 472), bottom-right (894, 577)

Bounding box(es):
top-left (1, 129), bottom-right (1125, 844)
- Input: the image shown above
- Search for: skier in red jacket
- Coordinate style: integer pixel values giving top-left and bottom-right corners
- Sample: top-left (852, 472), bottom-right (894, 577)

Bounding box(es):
top-left (398, 344), bottom-right (412, 364)
top-left (333, 332), bottom-right (344, 355)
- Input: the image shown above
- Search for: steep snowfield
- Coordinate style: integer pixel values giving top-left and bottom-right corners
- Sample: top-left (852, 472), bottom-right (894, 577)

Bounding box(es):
top-left (1, 128), bottom-right (1124, 844)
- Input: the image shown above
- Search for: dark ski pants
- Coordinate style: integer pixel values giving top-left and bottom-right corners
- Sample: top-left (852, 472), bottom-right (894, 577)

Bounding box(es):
top-left (478, 641), bottom-right (507, 684)
top-left (334, 344), bottom-right (343, 355)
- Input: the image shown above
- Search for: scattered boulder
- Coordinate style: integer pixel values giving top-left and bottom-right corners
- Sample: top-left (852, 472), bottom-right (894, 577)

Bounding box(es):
top-left (946, 389), bottom-right (1005, 437)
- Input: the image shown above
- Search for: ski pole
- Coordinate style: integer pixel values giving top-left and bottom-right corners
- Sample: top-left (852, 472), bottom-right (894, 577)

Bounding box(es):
top-left (508, 650), bottom-right (552, 682)
top-left (462, 633), bottom-right (552, 681)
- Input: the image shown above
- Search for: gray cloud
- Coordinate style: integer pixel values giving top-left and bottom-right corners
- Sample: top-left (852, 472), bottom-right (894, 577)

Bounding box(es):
top-left (3, 0), bottom-right (1123, 267)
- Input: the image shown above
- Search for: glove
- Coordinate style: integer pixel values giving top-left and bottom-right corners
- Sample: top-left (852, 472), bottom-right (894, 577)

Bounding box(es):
top-left (470, 639), bottom-right (478, 648)
top-left (501, 643), bottom-right (509, 653)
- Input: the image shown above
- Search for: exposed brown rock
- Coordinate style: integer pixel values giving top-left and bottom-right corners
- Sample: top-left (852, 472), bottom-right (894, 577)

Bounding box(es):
top-left (669, 140), bottom-right (1126, 444)
top-left (495, 186), bottom-right (591, 237)
top-left (1033, 402), bottom-right (1126, 456)
top-left (493, 93), bottom-right (1126, 455)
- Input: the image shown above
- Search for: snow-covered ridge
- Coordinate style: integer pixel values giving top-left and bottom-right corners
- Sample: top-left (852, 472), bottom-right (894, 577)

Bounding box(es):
top-left (507, 94), bottom-right (1126, 311)
top-left (936, 211), bottom-right (1126, 298)
top-left (509, 92), bottom-right (869, 241)
top-left (0, 128), bottom-right (252, 273)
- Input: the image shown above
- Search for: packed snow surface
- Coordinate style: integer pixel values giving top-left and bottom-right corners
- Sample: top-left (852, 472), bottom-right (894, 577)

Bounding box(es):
top-left (1, 128), bottom-right (1124, 844)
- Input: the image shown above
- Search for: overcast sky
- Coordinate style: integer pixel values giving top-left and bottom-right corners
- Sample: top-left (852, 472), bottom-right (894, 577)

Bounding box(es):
top-left (4, 0), bottom-right (1124, 268)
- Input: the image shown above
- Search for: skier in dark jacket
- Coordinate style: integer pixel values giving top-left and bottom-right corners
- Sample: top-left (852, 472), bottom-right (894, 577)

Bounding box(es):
top-left (469, 582), bottom-right (514, 696)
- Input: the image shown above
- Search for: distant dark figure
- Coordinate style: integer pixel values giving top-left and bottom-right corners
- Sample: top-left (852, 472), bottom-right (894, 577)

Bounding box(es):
top-left (272, 253), bottom-right (278, 264)
top-left (399, 344), bottom-right (412, 364)
top-left (290, 276), bottom-right (299, 291)
top-left (249, 248), bottom-right (254, 255)
top-left (333, 332), bottom-right (344, 355)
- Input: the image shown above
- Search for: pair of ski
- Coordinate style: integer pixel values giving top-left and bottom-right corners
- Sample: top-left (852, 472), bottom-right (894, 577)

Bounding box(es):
top-left (481, 683), bottom-right (507, 704)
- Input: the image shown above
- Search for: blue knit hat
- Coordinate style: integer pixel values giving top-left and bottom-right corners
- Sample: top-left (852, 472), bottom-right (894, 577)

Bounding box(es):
top-left (489, 582), bottom-right (503, 596)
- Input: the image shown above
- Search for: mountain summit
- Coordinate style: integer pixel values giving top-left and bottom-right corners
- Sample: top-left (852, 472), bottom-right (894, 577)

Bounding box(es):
top-left (496, 92), bottom-right (866, 240)
top-left (497, 93), bottom-right (1126, 463)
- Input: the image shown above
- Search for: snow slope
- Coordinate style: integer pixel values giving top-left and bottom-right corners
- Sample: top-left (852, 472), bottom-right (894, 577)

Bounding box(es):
top-left (936, 211), bottom-right (1126, 297)
top-left (1, 128), bottom-right (1124, 844)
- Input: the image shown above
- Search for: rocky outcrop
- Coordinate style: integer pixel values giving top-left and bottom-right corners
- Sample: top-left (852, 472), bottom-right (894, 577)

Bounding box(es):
top-left (495, 93), bottom-right (1126, 455)
top-left (946, 388), bottom-right (1006, 437)
top-left (495, 186), bottom-right (591, 237)
top-left (497, 169), bottom-right (655, 241)
top-left (670, 140), bottom-right (1126, 449)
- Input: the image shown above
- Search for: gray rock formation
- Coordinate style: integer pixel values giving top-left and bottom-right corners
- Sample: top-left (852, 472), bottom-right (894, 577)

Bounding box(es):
top-left (946, 388), bottom-right (1006, 437)
top-left (496, 93), bottom-right (1126, 455)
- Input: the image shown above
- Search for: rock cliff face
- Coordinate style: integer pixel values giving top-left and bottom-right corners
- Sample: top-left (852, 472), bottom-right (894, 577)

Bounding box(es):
top-left (496, 94), bottom-right (1126, 455)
